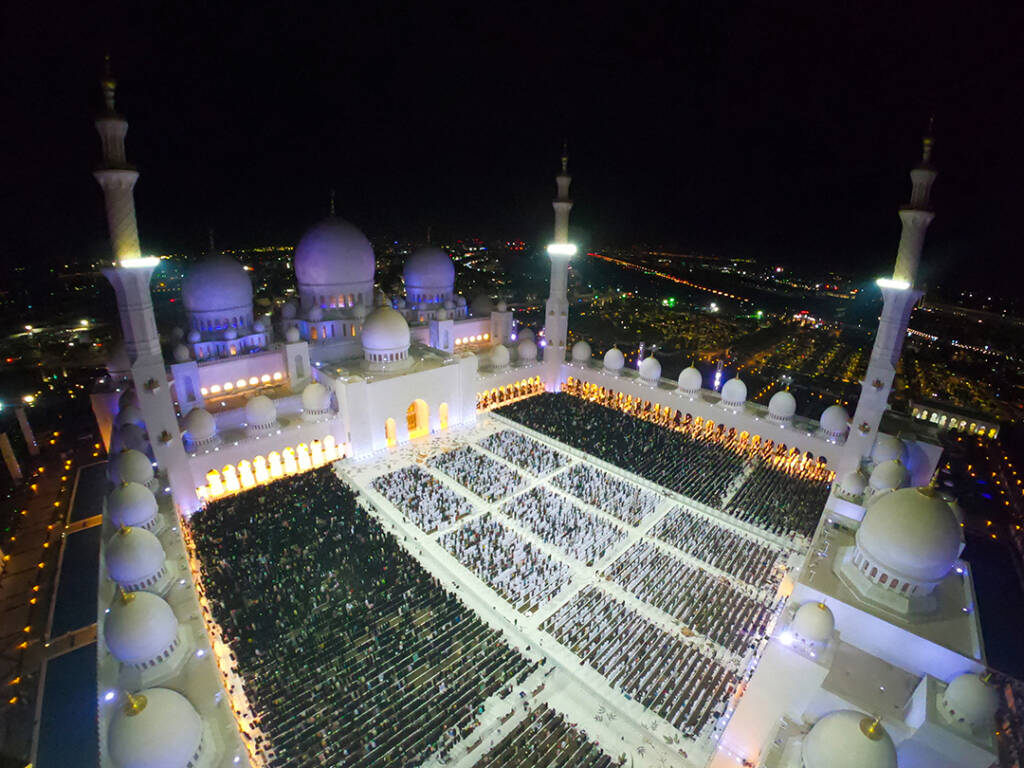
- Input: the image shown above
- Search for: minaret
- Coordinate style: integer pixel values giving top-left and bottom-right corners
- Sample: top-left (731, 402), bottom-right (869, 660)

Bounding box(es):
top-left (543, 144), bottom-right (576, 387)
top-left (95, 63), bottom-right (198, 514)
top-left (839, 126), bottom-right (937, 474)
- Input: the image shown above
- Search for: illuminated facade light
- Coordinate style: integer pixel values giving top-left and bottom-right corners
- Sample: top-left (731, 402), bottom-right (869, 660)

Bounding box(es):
top-left (119, 256), bottom-right (161, 268)
top-left (876, 277), bottom-right (911, 290)
top-left (546, 243), bottom-right (578, 257)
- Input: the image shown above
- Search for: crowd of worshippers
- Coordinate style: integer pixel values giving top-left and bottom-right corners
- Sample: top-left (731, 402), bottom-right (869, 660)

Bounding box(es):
top-left (371, 465), bottom-right (471, 533)
top-left (473, 702), bottom-right (623, 768)
top-left (188, 467), bottom-right (535, 767)
top-left (550, 463), bottom-right (660, 527)
top-left (477, 429), bottom-right (571, 477)
top-left (541, 585), bottom-right (737, 741)
top-left (602, 541), bottom-right (777, 657)
top-left (497, 393), bottom-right (827, 540)
top-left (500, 486), bottom-right (626, 566)
top-left (650, 506), bottom-right (785, 588)
top-left (426, 445), bottom-right (526, 503)
top-left (722, 464), bottom-right (831, 539)
top-left (438, 513), bottom-right (571, 612)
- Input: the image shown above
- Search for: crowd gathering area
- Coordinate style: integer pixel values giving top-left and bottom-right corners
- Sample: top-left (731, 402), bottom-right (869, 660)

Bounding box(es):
top-left (184, 389), bottom-right (829, 766)
top-left (498, 391), bottom-right (833, 541)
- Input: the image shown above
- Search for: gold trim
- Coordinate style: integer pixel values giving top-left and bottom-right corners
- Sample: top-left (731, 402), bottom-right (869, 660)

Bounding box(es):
top-left (859, 716), bottom-right (884, 741)
top-left (123, 691), bottom-right (147, 716)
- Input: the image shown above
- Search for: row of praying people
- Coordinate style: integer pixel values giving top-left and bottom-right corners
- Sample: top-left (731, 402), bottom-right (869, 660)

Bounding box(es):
top-left (477, 429), bottom-right (571, 477)
top-left (188, 467), bottom-right (533, 767)
top-left (499, 486), bottom-right (626, 566)
top-left (723, 463), bottom-right (831, 539)
top-left (427, 444), bottom-right (527, 503)
top-left (371, 464), bottom-right (472, 533)
top-left (550, 462), bottom-right (660, 527)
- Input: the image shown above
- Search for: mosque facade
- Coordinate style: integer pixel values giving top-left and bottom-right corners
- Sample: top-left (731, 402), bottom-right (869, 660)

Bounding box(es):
top-left (86, 68), bottom-right (999, 768)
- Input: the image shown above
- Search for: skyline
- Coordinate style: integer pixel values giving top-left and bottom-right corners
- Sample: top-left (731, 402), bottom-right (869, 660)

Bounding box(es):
top-left (3, 2), bottom-right (1022, 292)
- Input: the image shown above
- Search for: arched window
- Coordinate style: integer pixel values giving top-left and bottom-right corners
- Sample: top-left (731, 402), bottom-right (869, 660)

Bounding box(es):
top-left (870, 566), bottom-right (878, 578)
top-left (879, 573), bottom-right (888, 585)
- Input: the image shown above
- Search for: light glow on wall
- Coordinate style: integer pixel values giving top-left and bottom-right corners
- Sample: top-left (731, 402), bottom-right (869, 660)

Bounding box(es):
top-left (200, 371), bottom-right (285, 398)
top-left (454, 333), bottom-right (490, 346)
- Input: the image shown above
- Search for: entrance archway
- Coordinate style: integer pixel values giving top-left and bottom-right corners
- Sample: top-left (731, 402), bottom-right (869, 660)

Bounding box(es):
top-left (385, 417), bottom-right (397, 447)
top-left (407, 399), bottom-right (429, 440)
top-left (439, 402), bottom-right (449, 430)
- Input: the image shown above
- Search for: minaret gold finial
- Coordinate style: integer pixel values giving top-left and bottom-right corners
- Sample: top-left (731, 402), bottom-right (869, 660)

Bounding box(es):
top-left (859, 716), bottom-right (884, 740)
top-left (118, 586), bottom-right (135, 604)
top-left (921, 115), bottom-right (935, 165)
top-left (123, 690), bottom-right (147, 716)
top-left (118, 524), bottom-right (131, 536)
top-left (329, 188), bottom-right (336, 217)
top-left (560, 140), bottom-right (569, 174)
top-left (100, 54), bottom-right (117, 112)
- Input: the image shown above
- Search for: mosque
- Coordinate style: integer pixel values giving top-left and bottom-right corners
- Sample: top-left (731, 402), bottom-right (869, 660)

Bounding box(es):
top-left (83, 66), bottom-right (1001, 768)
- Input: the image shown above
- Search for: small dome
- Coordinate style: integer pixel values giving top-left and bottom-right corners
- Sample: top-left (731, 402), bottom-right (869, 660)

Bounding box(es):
top-left (839, 470), bottom-right (868, 497)
top-left (281, 301), bottom-right (297, 320)
top-left (872, 434), bottom-right (905, 465)
top-left (768, 390), bottom-right (797, 420)
top-left (571, 340), bottom-right (592, 362)
top-left (114, 449), bottom-right (154, 487)
top-left (869, 459), bottom-right (908, 492)
top-left (308, 305), bottom-right (324, 321)
top-left (403, 247), bottom-right (455, 295)
top-left (820, 404), bottom-right (850, 437)
top-left (117, 423), bottom-right (148, 453)
top-left (677, 366), bottom-right (702, 393)
top-left (183, 408), bottom-right (216, 442)
top-left (721, 377), bottom-right (747, 407)
top-left (490, 344), bottom-right (510, 368)
top-left (517, 327), bottom-right (535, 343)
top-left (435, 308), bottom-right (449, 320)
top-left (171, 344), bottom-right (190, 363)
top-left (252, 320), bottom-right (266, 333)
top-left (470, 294), bottom-right (495, 316)
top-left (294, 218), bottom-right (375, 288)
top-left (170, 327), bottom-right (185, 342)
top-left (792, 601), bottom-right (834, 644)
top-left (604, 347), bottom-right (624, 371)
top-left (108, 483), bottom-right (159, 530)
top-left (182, 254), bottom-right (252, 315)
top-left (802, 711), bottom-right (897, 768)
top-left (518, 339), bottom-right (538, 361)
top-left (186, 329), bottom-right (200, 344)
top-left (245, 395), bottom-right (277, 427)
top-left (361, 307), bottom-right (411, 353)
top-left (106, 526), bottom-right (165, 589)
top-left (301, 381), bottom-right (331, 412)
top-left (496, 300), bottom-right (508, 312)
top-left (115, 405), bottom-right (145, 430)
top-left (104, 590), bottom-right (178, 666)
top-left (107, 688), bottom-right (203, 768)
top-left (941, 672), bottom-right (999, 733)
top-left (638, 356), bottom-right (662, 382)
top-left (284, 326), bottom-right (301, 343)
top-left (856, 487), bottom-right (963, 584)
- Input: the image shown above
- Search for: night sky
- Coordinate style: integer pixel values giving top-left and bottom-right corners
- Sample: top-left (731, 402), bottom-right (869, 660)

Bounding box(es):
top-left (3, 2), bottom-right (1021, 290)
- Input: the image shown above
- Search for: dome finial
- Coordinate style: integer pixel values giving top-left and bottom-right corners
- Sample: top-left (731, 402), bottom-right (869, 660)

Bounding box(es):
top-left (100, 54), bottom-right (117, 112)
top-left (123, 690), bottom-right (148, 716)
top-left (118, 586), bottom-right (135, 604)
top-left (859, 716), bottom-right (883, 740)
top-left (118, 524), bottom-right (131, 536)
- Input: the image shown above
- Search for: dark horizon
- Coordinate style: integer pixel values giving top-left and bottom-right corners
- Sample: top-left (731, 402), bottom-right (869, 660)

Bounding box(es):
top-left (3, 2), bottom-right (1022, 292)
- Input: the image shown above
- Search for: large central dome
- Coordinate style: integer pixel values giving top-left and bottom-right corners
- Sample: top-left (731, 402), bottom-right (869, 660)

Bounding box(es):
top-left (294, 218), bottom-right (375, 290)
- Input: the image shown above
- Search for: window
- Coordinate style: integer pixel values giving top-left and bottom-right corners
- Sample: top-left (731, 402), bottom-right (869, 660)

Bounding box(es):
top-left (870, 566), bottom-right (878, 578)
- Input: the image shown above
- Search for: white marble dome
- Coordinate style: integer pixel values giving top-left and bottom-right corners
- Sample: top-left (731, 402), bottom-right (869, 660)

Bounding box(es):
top-left (108, 482), bottom-right (159, 530)
top-left (181, 254), bottom-right (252, 317)
top-left (301, 381), bottom-right (331, 413)
top-left (792, 601), bottom-right (834, 645)
top-left (308, 305), bottom-right (324, 322)
top-left (470, 294), bottom-right (495, 317)
top-left (802, 710), bottom-right (897, 768)
top-left (104, 591), bottom-right (178, 667)
top-left (768, 390), bottom-right (797, 421)
top-left (186, 329), bottom-right (201, 344)
top-left (677, 366), bottom-right (702, 394)
top-left (171, 344), bottom-right (190, 363)
top-left (571, 340), bottom-right (592, 362)
top-left (940, 672), bottom-right (999, 733)
top-left (113, 449), bottom-right (154, 487)
top-left (490, 344), bottom-right (510, 368)
top-left (638, 356), bottom-right (662, 382)
top-left (294, 218), bottom-right (375, 289)
top-left (856, 487), bottom-right (963, 584)
top-left (603, 347), bottom-right (624, 371)
top-left (182, 408), bottom-right (216, 444)
top-left (518, 339), bottom-right (538, 362)
top-left (403, 247), bottom-right (455, 301)
top-left (284, 326), bottom-right (301, 343)
top-left (720, 377), bottom-right (746, 408)
top-left (115, 405), bottom-right (145, 430)
top-left (361, 307), bottom-right (411, 356)
top-left (871, 434), bottom-right (905, 466)
top-left (107, 687), bottom-right (203, 768)
top-left (819, 404), bottom-right (850, 438)
top-left (839, 470), bottom-right (868, 498)
top-left (281, 301), bottom-right (297, 320)
top-left (245, 395), bottom-right (277, 428)
top-left (106, 526), bottom-right (165, 591)
top-left (869, 459), bottom-right (908, 493)
top-left (517, 327), bottom-right (535, 343)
